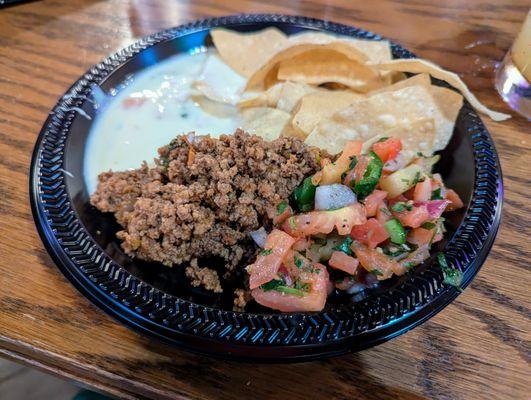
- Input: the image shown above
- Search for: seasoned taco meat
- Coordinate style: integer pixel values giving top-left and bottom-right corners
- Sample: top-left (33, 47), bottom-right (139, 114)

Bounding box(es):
top-left (90, 129), bottom-right (326, 297)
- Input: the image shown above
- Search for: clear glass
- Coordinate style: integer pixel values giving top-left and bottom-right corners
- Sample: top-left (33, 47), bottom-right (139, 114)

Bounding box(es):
top-left (495, 10), bottom-right (531, 119)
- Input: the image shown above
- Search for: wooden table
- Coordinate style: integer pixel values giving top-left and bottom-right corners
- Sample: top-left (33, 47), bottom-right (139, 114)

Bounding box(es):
top-left (0, 0), bottom-right (529, 398)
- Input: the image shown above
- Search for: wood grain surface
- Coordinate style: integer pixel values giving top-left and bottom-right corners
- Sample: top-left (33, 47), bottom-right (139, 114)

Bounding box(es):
top-left (0, 0), bottom-right (530, 399)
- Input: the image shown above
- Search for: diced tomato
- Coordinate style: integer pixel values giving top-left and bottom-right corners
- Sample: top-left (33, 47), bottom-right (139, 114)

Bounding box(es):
top-left (329, 251), bottom-right (359, 275)
top-left (363, 190), bottom-right (388, 217)
top-left (248, 229), bottom-right (296, 289)
top-left (413, 179), bottom-right (432, 202)
top-left (273, 204), bottom-right (293, 225)
top-left (376, 204), bottom-right (392, 224)
top-left (353, 155), bottom-right (369, 184)
top-left (282, 204), bottom-right (366, 237)
top-left (402, 187), bottom-right (415, 200)
top-left (350, 241), bottom-right (402, 280)
top-left (251, 263), bottom-right (329, 312)
top-left (283, 249), bottom-right (312, 278)
top-left (122, 97), bottom-right (145, 109)
top-left (320, 141), bottom-right (362, 185)
top-left (407, 226), bottom-right (435, 246)
top-left (342, 169), bottom-right (357, 187)
top-left (393, 205), bottom-right (431, 228)
top-left (350, 218), bottom-right (389, 249)
top-left (445, 189), bottom-right (464, 211)
top-left (372, 138), bottom-right (402, 163)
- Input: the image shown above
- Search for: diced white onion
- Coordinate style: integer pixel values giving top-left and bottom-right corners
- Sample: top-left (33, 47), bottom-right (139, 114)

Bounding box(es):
top-left (250, 227), bottom-right (268, 248)
top-left (314, 184), bottom-right (357, 211)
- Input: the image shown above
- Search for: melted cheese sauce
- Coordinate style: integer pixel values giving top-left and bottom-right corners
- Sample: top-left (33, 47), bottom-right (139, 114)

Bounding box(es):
top-left (84, 49), bottom-right (245, 193)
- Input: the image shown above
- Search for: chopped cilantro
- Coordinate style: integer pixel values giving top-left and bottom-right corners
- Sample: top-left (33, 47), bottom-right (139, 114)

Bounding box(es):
top-left (401, 178), bottom-right (410, 184)
top-left (437, 252), bottom-right (449, 268)
top-left (277, 201), bottom-right (288, 216)
top-left (294, 281), bottom-right (311, 292)
top-left (294, 255), bottom-right (304, 269)
top-left (341, 171), bottom-right (348, 182)
top-left (260, 248), bottom-right (273, 256)
top-left (370, 269), bottom-right (383, 276)
top-left (383, 245), bottom-right (406, 257)
top-left (349, 155), bottom-right (358, 170)
top-left (391, 202), bottom-right (413, 212)
top-left (416, 152), bottom-right (425, 157)
top-left (380, 207), bottom-right (392, 216)
top-left (333, 236), bottom-right (353, 255)
top-left (403, 261), bottom-right (415, 268)
top-left (438, 253), bottom-right (463, 290)
top-left (412, 171), bottom-right (423, 185)
top-left (431, 188), bottom-right (443, 200)
top-left (421, 221), bottom-right (437, 230)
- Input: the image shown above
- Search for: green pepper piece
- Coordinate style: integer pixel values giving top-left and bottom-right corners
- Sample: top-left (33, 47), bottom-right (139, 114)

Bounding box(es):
top-left (353, 151), bottom-right (383, 199)
top-left (292, 176), bottom-right (317, 212)
top-left (384, 218), bottom-right (407, 245)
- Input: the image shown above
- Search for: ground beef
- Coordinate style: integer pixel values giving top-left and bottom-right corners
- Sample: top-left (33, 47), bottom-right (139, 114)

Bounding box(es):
top-left (90, 129), bottom-right (325, 301)
top-left (233, 288), bottom-right (252, 311)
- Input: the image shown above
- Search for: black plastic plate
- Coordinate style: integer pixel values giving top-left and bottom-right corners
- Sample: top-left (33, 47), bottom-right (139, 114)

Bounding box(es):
top-left (30, 14), bottom-right (502, 361)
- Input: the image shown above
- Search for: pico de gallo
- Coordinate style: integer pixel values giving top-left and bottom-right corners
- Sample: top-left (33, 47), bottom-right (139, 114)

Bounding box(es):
top-left (246, 137), bottom-right (464, 312)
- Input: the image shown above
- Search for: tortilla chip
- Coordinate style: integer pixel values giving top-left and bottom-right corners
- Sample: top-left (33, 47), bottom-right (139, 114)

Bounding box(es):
top-left (193, 54), bottom-right (246, 104)
top-left (370, 73), bottom-right (431, 95)
top-left (288, 32), bottom-right (392, 64)
top-left (191, 95), bottom-right (239, 118)
top-left (277, 48), bottom-right (386, 92)
top-left (245, 42), bottom-right (371, 91)
top-left (291, 90), bottom-right (363, 137)
top-left (281, 121), bottom-right (307, 140)
top-left (371, 59), bottom-right (511, 121)
top-left (306, 85), bottom-right (457, 154)
top-left (240, 107), bottom-right (291, 141)
top-left (238, 82), bottom-right (320, 112)
top-left (361, 118), bottom-right (437, 163)
top-left (237, 84), bottom-right (284, 109)
top-left (211, 28), bottom-right (288, 78)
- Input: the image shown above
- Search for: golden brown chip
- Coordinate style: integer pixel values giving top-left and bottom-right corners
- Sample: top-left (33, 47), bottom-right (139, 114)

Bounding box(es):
top-left (371, 59), bottom-right (511, 121)
top-left (240, 107), bottom-right (291, 141)
top-left (306, 85), bottom-right (458, 154)
top-left (276, 49), bottom-right (386, 92)
top-left (291, 90), bottom-right (363, 137)
top-left (211, 28), bottom-right (288, 78)
top-left (245, 42), bottom-right (371, 91)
